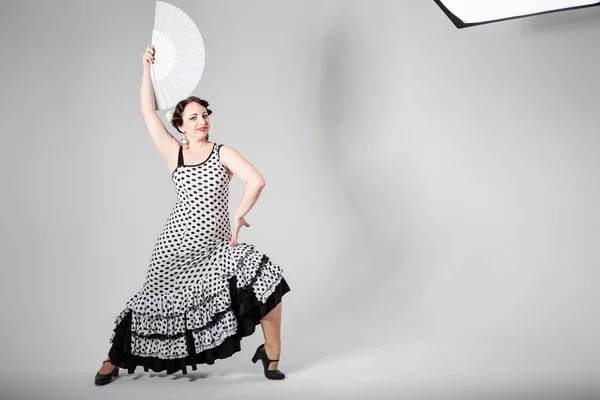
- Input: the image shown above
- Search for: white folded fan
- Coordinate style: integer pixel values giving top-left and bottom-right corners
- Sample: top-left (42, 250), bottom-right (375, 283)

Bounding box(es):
top-left (150, 1), bottom-right (206, 110)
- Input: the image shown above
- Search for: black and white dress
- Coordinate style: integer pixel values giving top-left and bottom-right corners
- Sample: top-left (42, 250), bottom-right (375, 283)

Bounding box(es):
top-left (107, 142), bottom-right (291, 374)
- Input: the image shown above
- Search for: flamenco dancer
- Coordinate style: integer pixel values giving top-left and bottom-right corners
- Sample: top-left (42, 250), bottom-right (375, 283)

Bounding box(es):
top-left (95, 45), bottom-right (291, 386)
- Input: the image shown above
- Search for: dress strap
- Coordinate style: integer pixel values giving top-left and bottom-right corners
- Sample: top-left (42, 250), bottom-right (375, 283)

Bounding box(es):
top-left (177, 145), bottom-right (184, 167)
top-left (215, 143), bottom-right (224, 160)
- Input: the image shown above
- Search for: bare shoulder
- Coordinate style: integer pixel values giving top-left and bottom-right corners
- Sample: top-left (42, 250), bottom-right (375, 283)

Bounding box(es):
top-left (218, 144), bottom-right (252, 167)
top-left (218, 144), bottom-right (243, 159)
top-left (218, 144), bottom-right (264, 184)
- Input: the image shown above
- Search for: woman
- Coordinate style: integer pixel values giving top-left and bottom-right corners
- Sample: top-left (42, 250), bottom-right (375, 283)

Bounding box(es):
top-left (94, 45), bottom-right (291, 386)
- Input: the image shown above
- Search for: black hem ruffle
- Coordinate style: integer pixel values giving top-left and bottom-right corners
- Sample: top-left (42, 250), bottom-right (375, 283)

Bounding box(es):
top-left (107, 274), bottom-right (290, 375)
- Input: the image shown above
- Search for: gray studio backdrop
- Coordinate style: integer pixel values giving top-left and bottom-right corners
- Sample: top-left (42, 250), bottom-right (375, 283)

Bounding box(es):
top-left (1, 0), bottom-right (599, 398)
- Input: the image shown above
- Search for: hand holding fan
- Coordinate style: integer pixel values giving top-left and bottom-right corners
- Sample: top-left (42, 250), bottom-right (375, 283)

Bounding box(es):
top-left (150, 1), bottom-right (206, 111)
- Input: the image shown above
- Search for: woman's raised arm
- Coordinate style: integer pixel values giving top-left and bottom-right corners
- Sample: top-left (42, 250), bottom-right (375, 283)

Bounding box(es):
top-left (140, 45), bottom-right (179, 167)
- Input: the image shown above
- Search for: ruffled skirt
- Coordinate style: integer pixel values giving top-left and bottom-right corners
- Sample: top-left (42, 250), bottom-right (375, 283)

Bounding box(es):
top-left (106, 244), bottom-right (290, 375)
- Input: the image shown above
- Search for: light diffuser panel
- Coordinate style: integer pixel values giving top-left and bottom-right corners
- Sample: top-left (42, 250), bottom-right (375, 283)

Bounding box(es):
top-left (434, 0), bottom-right (600, 28)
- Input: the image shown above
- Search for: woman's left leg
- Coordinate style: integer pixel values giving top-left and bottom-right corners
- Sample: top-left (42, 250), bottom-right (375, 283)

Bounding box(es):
top-left (259, 301), bottom-right (283, 370)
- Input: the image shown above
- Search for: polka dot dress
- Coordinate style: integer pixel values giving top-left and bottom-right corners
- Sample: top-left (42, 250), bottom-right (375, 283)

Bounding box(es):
top-left (107, 143), bottom-right (290, 373)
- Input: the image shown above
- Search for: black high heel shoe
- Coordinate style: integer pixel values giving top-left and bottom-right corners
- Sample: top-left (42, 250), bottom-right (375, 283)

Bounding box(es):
top-left (251, 344), bottom-right (285, 380)
top-left (94, 360), bottom-right (119, 386)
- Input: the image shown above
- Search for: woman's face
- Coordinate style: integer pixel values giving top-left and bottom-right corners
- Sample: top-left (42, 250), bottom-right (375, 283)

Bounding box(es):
top-left (180, 102), bottom-right (210, 140)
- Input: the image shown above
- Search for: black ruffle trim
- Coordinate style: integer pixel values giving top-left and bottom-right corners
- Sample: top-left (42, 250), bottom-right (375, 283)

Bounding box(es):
top-left (108, 273), bottom-right (290, 375)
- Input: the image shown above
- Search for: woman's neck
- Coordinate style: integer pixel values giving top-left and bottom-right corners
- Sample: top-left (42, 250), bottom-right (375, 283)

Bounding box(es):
top-left (186, 139), bottom-right (211, 152)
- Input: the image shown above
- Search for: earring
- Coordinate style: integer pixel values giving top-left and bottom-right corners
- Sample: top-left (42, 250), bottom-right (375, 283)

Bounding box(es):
top-left (181, 132), bottom-right (189, 147)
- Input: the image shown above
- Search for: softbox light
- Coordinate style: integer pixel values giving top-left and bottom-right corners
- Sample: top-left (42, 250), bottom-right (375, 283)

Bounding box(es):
top-left (434, 0), bottom-right (600, 28)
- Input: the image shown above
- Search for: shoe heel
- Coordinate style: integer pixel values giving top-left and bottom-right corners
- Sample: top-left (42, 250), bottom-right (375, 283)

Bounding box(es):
top-left (251, 352), bottom-right (260, 364)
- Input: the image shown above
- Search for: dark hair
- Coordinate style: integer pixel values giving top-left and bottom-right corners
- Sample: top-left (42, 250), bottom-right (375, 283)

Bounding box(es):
top-left (171, 96), bottom-right (213, 137)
